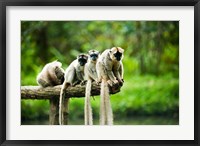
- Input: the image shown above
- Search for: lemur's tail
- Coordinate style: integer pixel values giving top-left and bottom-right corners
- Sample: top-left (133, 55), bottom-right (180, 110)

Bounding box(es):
top-left (84, 79), bottom-right (93, 125)
top-left (59, 82), bottom-right (70, 125)
top-left (100, 80), bottom-right (113, 125)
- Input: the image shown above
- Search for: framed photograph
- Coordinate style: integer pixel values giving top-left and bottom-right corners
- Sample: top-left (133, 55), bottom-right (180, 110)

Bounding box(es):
top-left (0, 0), bottom-right (199, 145)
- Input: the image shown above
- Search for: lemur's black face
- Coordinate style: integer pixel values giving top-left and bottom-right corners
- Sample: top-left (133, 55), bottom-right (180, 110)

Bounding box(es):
top-left (110, 47), bottom-right (124, 61)
top-left (90, 54), bottom-right (98, 61)
top-left (88, 50), bottom-right (99, 62)
top-left (114, 51), bottom-right (122, 61)
top-left (78, 54), bottom-right (88, 66)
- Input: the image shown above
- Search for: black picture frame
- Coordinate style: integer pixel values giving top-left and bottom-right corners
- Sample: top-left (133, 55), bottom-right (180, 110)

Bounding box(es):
top-left (0, 0), bottom-right (199, 145)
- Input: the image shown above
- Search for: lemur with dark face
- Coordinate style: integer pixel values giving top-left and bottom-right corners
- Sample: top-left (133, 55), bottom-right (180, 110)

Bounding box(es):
top-left (84, 50), bottom-right (100, 125)
top-left (59, 54), bottom-right (88, 125)
top-left (96, 47), bottom-right (124, 125)
top-left (36, 60), bottom-right (65, 87)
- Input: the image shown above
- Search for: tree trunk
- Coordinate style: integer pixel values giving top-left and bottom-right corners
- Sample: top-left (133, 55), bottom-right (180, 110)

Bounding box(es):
top-left (49, 97), bottom-right (59, 125)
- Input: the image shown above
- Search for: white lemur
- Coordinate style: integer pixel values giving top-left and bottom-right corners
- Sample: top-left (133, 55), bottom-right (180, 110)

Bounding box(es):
top-left (84, 50), bottom-right (100, 125)
top-left (36, 60), bottom-right (65, 87)
top-left (59, 54), bottom-right (88, 125)
top-left (96, 47), bottom-right (124, 125)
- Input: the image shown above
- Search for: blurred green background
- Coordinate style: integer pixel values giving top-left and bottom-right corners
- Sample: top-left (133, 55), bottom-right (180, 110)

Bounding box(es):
top-left (21, 21), bottom-right (179, 125)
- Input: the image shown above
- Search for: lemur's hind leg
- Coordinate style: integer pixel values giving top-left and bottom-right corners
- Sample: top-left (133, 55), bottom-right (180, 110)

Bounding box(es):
top-left (55, 66), bottom-right (65, 84)
top-left (37, 78), bottom-right (51, 87)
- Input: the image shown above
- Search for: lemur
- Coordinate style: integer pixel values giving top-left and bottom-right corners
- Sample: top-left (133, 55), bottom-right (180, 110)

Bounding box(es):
top-left (84, 50), bottom-right (100, 125)
top-left (36, 60), bottom-right (65, 87)
top-left (96, 47), bottom-right (124, 125)
top-left (59, 54), bottom-right (88, 125)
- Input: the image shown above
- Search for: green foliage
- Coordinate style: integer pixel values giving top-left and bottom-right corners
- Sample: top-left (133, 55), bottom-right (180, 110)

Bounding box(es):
top-left (21, 21), bottom-right (179, 78)
top-left (21, 21), bottom-right (179, 124)
top-left (21, 100), bottom-right (49, 121)
top-left (114, 75), bottom-right (179, 117)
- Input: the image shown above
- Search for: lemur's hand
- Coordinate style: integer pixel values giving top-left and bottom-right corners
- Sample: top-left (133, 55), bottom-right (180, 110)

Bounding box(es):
top-left (113, 79), bottom-right (119, 85)
top-left (95, 80), bottom-right (101, 85)
top-left (80, 80), bottom-right (87, 86)
top-left (118, 79), bottom-right (124, 86)
top-left (107, 80), bottom-right (114, 87)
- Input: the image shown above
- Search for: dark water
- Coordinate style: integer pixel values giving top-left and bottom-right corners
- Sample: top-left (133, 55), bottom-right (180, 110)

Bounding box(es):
top-left (22, 116), bottom-right (178, 125)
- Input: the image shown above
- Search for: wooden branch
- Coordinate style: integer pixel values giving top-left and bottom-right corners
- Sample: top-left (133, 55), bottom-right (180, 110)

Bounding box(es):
top-left (21, 83), bottom-right (121, 100)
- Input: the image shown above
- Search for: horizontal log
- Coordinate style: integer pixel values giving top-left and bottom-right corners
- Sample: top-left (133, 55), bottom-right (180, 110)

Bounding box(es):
top-left (21, 82), bottom-right (121, 99)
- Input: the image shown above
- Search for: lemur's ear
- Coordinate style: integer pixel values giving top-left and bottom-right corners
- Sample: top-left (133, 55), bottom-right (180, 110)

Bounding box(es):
top-left (88, 50), bottom-right (92, 54)
top-left (117, 47), bottom-right (124, 53)
top-left (85, 54), bottom-right (89, 59)
top-left (110, 47), bottom-right (119, 54)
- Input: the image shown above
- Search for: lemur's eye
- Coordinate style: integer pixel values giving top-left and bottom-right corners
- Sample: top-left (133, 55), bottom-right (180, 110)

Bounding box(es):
top-left (79, 58), bottom-right (87, 62)
top-left (90, 54), bottom-right (98, 58)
